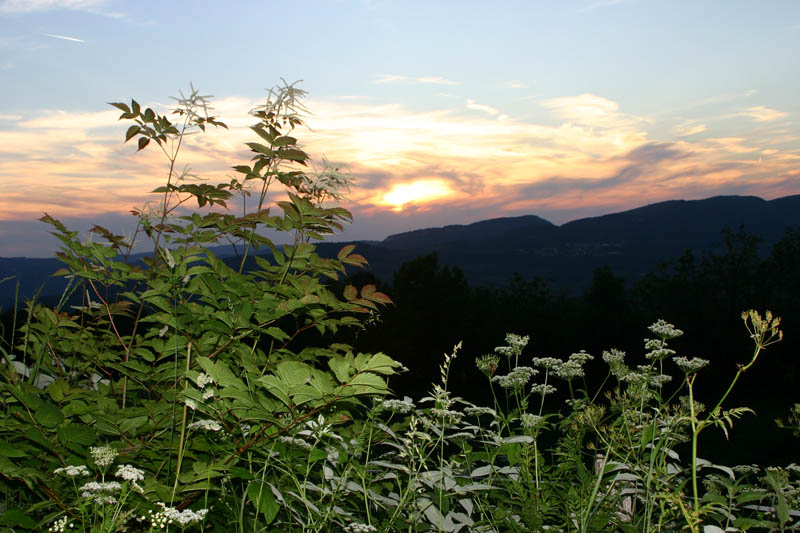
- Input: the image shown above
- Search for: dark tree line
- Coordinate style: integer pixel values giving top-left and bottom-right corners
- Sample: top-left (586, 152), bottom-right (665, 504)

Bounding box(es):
top-left (348, 227), bottom-right (800, 466)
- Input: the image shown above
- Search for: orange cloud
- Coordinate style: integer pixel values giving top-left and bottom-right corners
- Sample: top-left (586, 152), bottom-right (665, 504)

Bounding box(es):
top-left (1, 91), bottom-right (798, 240)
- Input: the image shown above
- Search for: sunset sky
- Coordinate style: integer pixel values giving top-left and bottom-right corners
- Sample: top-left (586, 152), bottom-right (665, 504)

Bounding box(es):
top-left (1, 0), bottom-right (799, 257)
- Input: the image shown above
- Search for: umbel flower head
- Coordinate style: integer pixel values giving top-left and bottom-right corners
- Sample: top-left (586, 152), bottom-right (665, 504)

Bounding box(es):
top-left (90, 446), bottom-right (118, 468)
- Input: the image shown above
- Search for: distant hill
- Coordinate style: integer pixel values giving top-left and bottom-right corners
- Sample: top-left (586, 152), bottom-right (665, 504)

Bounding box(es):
top-left (3, 194), bottom-right (800, 308)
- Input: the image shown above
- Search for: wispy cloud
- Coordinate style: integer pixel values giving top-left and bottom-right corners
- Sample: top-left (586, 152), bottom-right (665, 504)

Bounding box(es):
top-left (0, 114), bottom-right (22, 121)
top-left (675, 122), bottom-right (707, 137)
top-left (1, 93), bottom-right (798, 248)
top-left (466, 99), bottom-right (500, 116)
top-left (374, 74), bottom-right (460, 86)
top-left (0, 0), bottom-right (124, 18)
top-left (43, 33), bottom-right (86, 43)
top-left (0, 62), bottom-right (13, 70)
top-left (1, 0), bottom-right (104, 13)
top-left (738, 105), bottom-right (788, 122)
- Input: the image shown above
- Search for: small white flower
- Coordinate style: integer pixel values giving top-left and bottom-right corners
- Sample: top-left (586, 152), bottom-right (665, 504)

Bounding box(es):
top-left (648, 319), bottom-right (683, 340)
top-left (148, 502), bottom-right (208, 528)
top-left (644, 338), bottom-right (675, 360)
top-left (80, 480), bottom-right (121, 504)
top-left (520, 413), bottom-right (544, 429)
top-left (492, 366), bottom-right (538, 389)
top-left (674, 356), bottom-right (710, 373)
top-left (90, 446), bottom-right (118, 468)
top-left (202, 388), bottom-right (215, 400)
top-left (115, 464), bottom-right (145, 483)
top-left (196, 373), bottom-right (214, 389)
top-left (464, 406), bottom-right (496, 417)
top-left (345, 523), bottom-right (378, 532)
top-left (54, 465), bottom-right (90, 477)
top-left (530, 383), bottom-right (557, 395)
top-left (532, 357), bottom-right (563, 370)
top-left (184, 398), bottom-right (197, 410)
top-left (381, 397), bottom-right (414, 414)
top-left (278, 435), bottom-right (313, 451)
top-left (187, 419), bottom-right (222, 432)
top-left (431, 408), bottom-right (462, 422)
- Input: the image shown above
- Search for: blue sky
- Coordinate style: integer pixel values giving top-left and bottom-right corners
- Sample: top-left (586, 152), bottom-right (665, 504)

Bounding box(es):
top-left (1, 0), bottom-right (799, 256)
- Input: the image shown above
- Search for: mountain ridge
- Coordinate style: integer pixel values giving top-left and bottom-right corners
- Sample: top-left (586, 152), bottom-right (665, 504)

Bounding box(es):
top-left (2, 194), bottom-right (800, 306)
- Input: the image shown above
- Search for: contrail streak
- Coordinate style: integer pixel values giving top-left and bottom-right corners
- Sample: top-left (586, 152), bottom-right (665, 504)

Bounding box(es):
top-left (43, 33), bottom-right (86, 43)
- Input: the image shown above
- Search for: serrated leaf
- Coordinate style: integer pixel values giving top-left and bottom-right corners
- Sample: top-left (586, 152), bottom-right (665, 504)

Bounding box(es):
top-left (329, 357), bottom-right (352, 383)
top-left (34, 403), bottom-right (64, 428)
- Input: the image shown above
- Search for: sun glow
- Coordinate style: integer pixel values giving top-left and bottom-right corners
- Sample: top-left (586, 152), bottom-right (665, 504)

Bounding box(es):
top-left (381, 180), bottom-right (454, 211)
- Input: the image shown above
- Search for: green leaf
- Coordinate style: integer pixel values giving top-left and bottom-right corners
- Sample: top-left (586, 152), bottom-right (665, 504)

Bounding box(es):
top-left (245, 142), bottom-right (274, 157)
top-left (137, 136), bottom-right (150, 151)
top-left (360, 353), bottom-right (401, 375)
top-left (277, 148), bottom-right (308, 162)
top-left (57, 423), bottom-right (96, 446)
top-left (346, 372), bottom-right (387, 395)
top-left (329, 356), bottom-right (353, 383)
top-left (0, 509), bottom-right (36, 529)
top-left (109, 102), bottom-right (130, 114)
top-left (34, 403), bottom-right (64, 428)
top-left (275, 361), bottom-right (314, 389)
top-left (343, 285), bottom-right (357, 301)
top-left (125, 124), bottom-right (141, 142)
top-left (247, 481), bottom-right (279, 524)
top-left (0, 442), bottom-right (28, 458)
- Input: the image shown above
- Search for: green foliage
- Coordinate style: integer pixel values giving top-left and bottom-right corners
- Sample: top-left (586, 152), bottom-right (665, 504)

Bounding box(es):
top-left (0, 81), bottom-right (398, 531)
top-left (1, 81), bottom-right (798, 533)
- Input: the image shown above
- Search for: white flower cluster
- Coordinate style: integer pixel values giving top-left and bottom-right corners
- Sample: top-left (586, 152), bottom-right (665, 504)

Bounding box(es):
top-left (534, 353), bottom-right (592, 381)
top-left (495, 333), bottom-right (530, 357)
top-left (674, 356), bottom-right (710, 373)
top-left (532, 357), bottom-right (562, 370)
top-left (520, 413), bottom-right (544, 429)
top-left (648, 373), bottom-right (673, 387)
top-left (278, 435), bottom-right (313, 451)
top-left (196, 373), bottom-right (214, 389)
top-left (644, 338), bottom-right (675, 361)
top-left (475, 354), bottom-right (500, 376)
top-left (569, 350), bottom-right (593, 365)
top-left (345, 523), bottom-right (377, 532)
top-left (648, 319), bottom-right (683, 340)
top-left (115, 464), bottom-right (145, 483)
top-left (145, 502), bottom-right (208, 528)
top-left (90, 446), bottom-right (118, 468)
top-left (48, 516), bottom-right (73, 532)
top-left (54, 465), bottom-right (90, 477)
top-left (80, 481), bottom-right (121, 504)
top-left (602, 349), bottom-right (630, 377)
top-left (431, 408), bottom-right (462, 422)
top-left (491, 366), bottom-right (538, 389)
top-left (381, 397), bottom-right (415, 414)
top-left (187, 419), bottom-right (222, 432)
top-left (463, 406), bottom-right (496, 417)
top-left (530, 383), bottom-right (557, 396)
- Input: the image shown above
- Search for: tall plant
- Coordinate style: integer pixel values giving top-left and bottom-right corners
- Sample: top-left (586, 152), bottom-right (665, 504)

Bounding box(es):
top-left (0, 81), bottom-right (400, 531)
